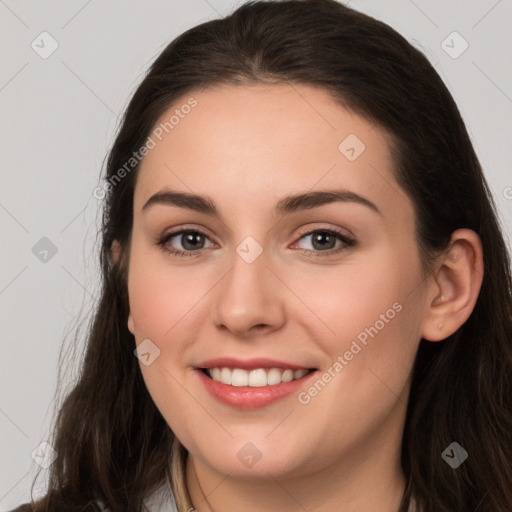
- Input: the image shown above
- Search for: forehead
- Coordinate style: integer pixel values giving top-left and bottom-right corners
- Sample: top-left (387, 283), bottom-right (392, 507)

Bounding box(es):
top-left (133, 83), bottom-right (411, 222)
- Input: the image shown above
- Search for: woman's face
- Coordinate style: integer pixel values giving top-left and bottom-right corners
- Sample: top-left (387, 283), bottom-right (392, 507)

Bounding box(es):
top-left (125, 83), bottom-right (428, 480)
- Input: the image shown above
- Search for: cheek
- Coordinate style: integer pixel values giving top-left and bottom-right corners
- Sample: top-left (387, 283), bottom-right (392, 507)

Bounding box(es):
top-left (291, 248), bottom-right (423, 396)
top-left (291, 278), bottom-right (420, 458)
top-left (293, 253), bottom-right (411, 344)
top-left (127, 247), bottom-right (206, 340)
top-left (127, 252), bottom-right (201, 427)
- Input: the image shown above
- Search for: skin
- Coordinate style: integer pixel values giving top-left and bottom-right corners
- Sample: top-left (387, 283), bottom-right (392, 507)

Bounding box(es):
top-left (114, 83), bottom-right (483, 511)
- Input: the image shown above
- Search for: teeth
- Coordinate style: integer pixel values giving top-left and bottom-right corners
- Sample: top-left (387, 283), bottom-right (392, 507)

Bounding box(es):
top-left (248, 368), bottom-right (267, 387)
top-left (220, 367), bottom-right (232, 385)
top-left (212, 368), bottom-right (222, 382)
top-left (294, 369), bottom-right (309, 380)
top-left (281, 369), bottom-right (294, 382)
top-left (205, 367), bottom-right (311, 386)
top-left (231, 368), bottom-right (248, 387)
top-left (267, 368), bottom-right (283, 385)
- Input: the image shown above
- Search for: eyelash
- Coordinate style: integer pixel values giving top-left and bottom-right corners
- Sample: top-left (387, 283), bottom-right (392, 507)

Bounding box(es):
top-left (155, 226), bottom-right (356, 258)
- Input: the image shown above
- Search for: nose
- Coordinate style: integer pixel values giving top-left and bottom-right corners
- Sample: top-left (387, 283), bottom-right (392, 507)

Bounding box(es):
top-left (211, 245), bottom-right (286, 338)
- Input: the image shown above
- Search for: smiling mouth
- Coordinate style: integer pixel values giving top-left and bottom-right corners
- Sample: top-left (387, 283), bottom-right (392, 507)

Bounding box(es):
top-left (199, 367), bottom-right (315, 387)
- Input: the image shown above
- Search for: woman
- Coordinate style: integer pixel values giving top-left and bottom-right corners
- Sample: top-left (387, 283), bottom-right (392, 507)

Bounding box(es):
top-left (10, 0), bottom-right (512, 511)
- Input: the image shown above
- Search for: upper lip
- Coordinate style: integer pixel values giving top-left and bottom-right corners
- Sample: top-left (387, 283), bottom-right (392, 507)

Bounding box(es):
top-left (196, 357), bottom-right (315, 371)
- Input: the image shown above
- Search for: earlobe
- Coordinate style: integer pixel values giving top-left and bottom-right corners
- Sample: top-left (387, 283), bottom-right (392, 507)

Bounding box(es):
top-left (111, 239), bottom-right (133, 334)
top-left (111, 239), bottom-right (121, 264)
top-left (128, 312), bottom-right (135, 335)
top-left (421, 229), bottom-right (484, 342)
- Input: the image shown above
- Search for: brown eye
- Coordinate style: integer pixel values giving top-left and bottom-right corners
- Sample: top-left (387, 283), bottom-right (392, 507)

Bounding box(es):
top-left (157, 229), bottom-right (214, 257)
top-left (294, 228), bottom-right (356, 258)
top-left (176, 231), bottom-right (207, 251)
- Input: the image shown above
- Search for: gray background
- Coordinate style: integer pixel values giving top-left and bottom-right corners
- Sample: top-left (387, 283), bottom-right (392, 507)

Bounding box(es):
top-left (1, 0), bottom-right (511, 509)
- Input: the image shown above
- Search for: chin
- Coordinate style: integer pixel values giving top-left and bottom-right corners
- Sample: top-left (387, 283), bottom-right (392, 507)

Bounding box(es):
top-left (193, 436), bottom-right (314, 480)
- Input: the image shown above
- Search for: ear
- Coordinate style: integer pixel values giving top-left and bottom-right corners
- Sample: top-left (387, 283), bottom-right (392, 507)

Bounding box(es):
top-left (421, 228), bottom-right (484, 342)
top-left (111, 239), bottom-right (121, 264)
top-left (127, 310), bottom-right (135, 335)
top-left (111, 239), bottom-right (135, 335)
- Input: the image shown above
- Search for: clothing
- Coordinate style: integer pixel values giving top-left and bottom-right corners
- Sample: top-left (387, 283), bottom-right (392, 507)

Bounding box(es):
top-left (107, 480), bottom-right (178, 512)
top-left (7, 481), bottom-right (178, 512)
top-left (9, 486), bottom-right (417, 511)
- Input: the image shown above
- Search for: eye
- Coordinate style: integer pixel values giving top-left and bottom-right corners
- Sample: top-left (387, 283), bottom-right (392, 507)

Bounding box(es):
top-left (156, 229), bottom-right (215, 257)
top-left (155, 226), bottom-right (356, 258)
top-left (292, 228), bottom-right (356, 257)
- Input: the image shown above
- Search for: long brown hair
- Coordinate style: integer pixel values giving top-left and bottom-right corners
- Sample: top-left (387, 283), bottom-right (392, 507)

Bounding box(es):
top-left (28, 1), bottom-right (512, 511)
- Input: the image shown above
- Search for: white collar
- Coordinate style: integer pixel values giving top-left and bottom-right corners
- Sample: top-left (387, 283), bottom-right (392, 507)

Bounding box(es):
top-left (142, 480), bottom-right (178, 512)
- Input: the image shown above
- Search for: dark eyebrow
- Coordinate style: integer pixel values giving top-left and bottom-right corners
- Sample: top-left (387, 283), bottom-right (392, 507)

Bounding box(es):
top-left (274, 189), bottom-right (381, 216)
top-left (142, 188), bottom-right (382, 217)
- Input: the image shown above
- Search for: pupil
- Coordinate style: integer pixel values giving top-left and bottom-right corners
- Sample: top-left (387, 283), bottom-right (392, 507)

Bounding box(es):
top-left (313, 232), bottom-right (334, 250)
top-left (179, 231), bottom-right (335, 252)
top-left (183, 232), bottom-right (203, 250)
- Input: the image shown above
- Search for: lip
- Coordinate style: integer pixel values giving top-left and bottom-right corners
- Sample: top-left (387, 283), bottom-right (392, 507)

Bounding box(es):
top-left (196, 357), bottom-right (313, 371)
top-left (195, 367), bottom-right (318, 409)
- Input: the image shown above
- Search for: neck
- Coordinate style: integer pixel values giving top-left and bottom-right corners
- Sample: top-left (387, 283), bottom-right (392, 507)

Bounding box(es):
top-left (185, 427), bottom-right (407, 512)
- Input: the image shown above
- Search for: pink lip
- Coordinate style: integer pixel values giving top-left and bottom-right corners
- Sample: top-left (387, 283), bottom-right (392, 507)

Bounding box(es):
top-left (195, 368), bottom-right (317, 409)
top-left (196, 357), bottom-right (313, 371)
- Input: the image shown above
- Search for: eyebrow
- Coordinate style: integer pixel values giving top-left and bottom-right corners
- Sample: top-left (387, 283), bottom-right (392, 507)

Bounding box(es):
top-left (142, 188), bottom-right (382, 217)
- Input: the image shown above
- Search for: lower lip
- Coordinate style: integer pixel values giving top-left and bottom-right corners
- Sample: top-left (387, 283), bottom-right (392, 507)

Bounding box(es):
top-left (195, 369), bottom-right (317, 409)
